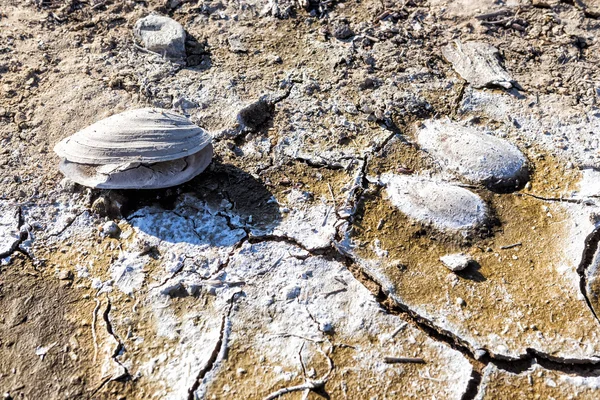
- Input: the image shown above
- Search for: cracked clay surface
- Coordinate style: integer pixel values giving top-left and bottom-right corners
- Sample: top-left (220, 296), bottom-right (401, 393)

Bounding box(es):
top-left (4, 0), bottom-right (600, 399)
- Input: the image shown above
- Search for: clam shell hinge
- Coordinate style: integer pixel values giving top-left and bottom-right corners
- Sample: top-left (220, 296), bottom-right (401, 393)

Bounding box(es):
top-left (54, 108), bottom-right (213, 189)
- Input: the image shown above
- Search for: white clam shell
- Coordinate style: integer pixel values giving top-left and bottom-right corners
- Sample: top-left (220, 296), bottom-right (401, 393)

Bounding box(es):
top-left (59, 144), bottom-right (213, 189)
top-left (54, 108), bottom-right (214, 189)
top-left (54, 108), bottom-right (212, 165)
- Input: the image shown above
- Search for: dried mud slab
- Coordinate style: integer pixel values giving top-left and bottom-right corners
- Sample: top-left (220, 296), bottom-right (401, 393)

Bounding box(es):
top-left (38, 198), bottom-right (472, 399)
top-left (476, 363), bottom-right (600, 399)
top-left (442, 41), bottom-right (516, 89)
top-left (272, 189), bottom-right (339, 251)
top-left (199, 241), bottom-right (473, 399)
top-left (39, 197), bottom-right (249, 399)
top-left (575, 0), bottom-right (600, 17)
top-left (353, 198), bottom-right (600, 361)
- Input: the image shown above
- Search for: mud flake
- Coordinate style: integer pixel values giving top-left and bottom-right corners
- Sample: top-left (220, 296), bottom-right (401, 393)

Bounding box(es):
top-left (442, 40), bottom-right (516, 89)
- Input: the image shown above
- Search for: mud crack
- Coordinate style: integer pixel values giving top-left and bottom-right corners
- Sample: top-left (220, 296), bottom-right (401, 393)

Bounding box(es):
top-left (187, 294), bottom-right (237, 400)
top-left (577, 223), bottom-right (600, 325)
top-left (103, 299), bottom-right (131, 379)
top-left (262, 342), bottom-right (334, 400)
top-left (90, 297), bottom-right (131, 397)
top-left (0, 206), bottom-right (27, 259)
top-left (47, 209), bottom-right (89, 238)
top-left (516, 192), bottom-right (596, 205)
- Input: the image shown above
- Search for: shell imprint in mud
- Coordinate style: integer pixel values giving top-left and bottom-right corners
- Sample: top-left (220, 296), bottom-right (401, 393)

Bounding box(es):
top-left (54, 108), bottom-right (213, 189)
top-left (381, 173), bottom-right (488, 231)
top-left (417, 119), bottom-right (529, 191)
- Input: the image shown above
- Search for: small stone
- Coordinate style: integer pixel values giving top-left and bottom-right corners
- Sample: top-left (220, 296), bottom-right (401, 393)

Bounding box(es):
top-left (91, 196), bottom-right (107, 215)
top-left (440, 253), bottom-right (471, 272)
top-left (417, 119), bottom-right (529, 191)
top-left (456, 297), bottom-right (466, 306)
top-left (283, 285), bottom-right (301, 300)
top-left (133, 15), bottom-right (186, 60)
top-left (228, 35), bottom-right (247, 53)
top-left (236, 368), bottom-right (247, 376)
top-left (359, 77), bottom-right (376, 90)
top-left (237, 98), bottom-right (274, 132)
top-left (269, 54), bottom-right (282, 64)
top-left (319, 321), bottom-right (334, 333)
top-left (101, 221), bottom-right (121, 239)
top-left (474, 349), bottom-right (487, 360)
top-left (332, 21), bottom-right (354, 39)
top-left (381, 173), bottom-right (488, 231)
top-left (58, 270), bottom-right (74, 280)
top-left (91, 193), bottom-right (126, 218)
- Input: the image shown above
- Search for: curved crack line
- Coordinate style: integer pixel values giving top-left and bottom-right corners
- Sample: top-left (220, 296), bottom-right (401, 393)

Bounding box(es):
top-left (262, 344), bottom-right (334, 400)
top-left (515, 192), bottom-right (595, 205)
top-left (187, 293), bottom-right (237, 400)
top-left (89, 297), bottom-right (131, 397)
top-left (460, 369), bottom-right (483, 400)
top-left (576, 223), bottom-right (600, 326)
top-left (46, 209), bottom-right (89, 238)
top-left (103, 299), bottom-right (131, 380)
top-left (0, 206), bottom-right (25, 259)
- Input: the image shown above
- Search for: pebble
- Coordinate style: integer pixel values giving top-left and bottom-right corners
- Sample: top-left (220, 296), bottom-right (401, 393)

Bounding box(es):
top-left (228, 35), bottom-right (247, 53)
top-left (440, 253), bottom-right (471, 272)
top-left (456, 297), bottom-right (466, 306)
top-left (58, 270), bottom-right (74, 280)
top-left (283, 285), bottom-right (301, 300)
top-left (101, 221), bottom-right (121, 239)
top-left (418, 119), bottom-right (529, 191)
top-left (332, 21), bottom-right (354, 39)
top-left (381, 173), bottom-right (488, 231)
top-left (237, 98), bottom-right (273, 131)
top-left (320, 321), bottom-right (334, 333)
top-left (133, 15), bottom-right (186, 60)
top-left (474, 349), bottom-right (487, 360)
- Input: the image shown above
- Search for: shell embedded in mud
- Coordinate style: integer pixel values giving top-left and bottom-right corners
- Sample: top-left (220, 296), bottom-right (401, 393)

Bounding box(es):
top-left (417, 119), bottom-right (529, 191)
top-left (381, 173), bottom-right (489, 231)
top-left (54, 108), bottom-right (213, 189)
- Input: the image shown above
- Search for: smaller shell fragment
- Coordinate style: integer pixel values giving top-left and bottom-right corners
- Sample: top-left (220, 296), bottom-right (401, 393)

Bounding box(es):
top-left (440, 253), bottom-right (472, 272)
top-left (54, 108), bottom-right (213, 189)
top-left (442, 40), bottom-right (516, 89)
top-left (133, 15), bottom-right (186, 60)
